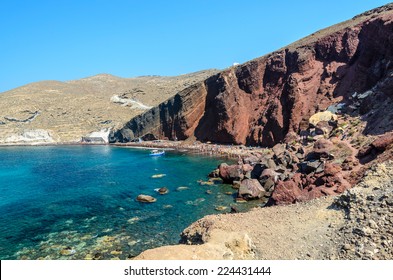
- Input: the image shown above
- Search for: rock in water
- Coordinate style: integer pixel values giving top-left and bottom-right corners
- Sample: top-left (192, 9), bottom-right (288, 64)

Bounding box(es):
top-left (215, 206), bottom-right (228, 211)
top-left (136, 194), bottom-right (157, 203)
top-left (157, 187), bottom-right (169, 195)
top-left (60, 248), bottom-right (76, 256)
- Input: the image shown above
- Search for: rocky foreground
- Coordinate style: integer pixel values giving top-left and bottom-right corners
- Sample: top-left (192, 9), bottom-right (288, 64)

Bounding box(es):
top-left (136, 161), bottom-right (393, 260)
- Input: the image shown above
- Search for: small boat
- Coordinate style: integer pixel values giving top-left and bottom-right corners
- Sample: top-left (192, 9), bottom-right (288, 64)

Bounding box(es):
top-left (151, 173), bottom-right (166, 178)
top-left (149, 149), bottom-right (165, 156)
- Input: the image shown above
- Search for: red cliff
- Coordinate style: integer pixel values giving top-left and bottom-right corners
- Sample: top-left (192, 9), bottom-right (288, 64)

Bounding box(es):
top-left (111, 4), bottom-right (393, 147)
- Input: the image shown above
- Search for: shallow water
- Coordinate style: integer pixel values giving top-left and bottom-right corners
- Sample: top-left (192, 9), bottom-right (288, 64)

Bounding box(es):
top-left (0, 146), bottom-right (260, 259)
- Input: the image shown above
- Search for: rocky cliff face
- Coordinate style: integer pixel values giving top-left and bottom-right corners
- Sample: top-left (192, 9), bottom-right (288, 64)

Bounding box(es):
top-left (112, 4), bottom-right (393, 147)
top-left (110, 82), bottom-right (209, 142)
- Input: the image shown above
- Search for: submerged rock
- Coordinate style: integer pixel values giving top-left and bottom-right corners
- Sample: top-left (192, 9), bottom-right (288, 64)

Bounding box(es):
top-left (127, 217), bottom-right (140, 224)
top-left (215, 206), bottom-right (228, 211)
top-left (185, 198), bottom-right (206, 206)
top-left (60, 248), bottom-right (76, 256)
top-left (198, 180), bottom-right (214, 186)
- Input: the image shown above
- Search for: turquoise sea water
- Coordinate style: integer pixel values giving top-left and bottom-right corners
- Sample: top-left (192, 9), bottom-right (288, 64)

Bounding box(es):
top-left (0, 146), bottom-right (258, 260)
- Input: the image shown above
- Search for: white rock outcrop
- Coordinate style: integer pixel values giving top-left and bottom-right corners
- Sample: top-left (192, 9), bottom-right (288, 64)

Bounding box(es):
top-left (3, 129), bottom-right (54, 144)
top-left (110, 95), bottom-right (152, 110)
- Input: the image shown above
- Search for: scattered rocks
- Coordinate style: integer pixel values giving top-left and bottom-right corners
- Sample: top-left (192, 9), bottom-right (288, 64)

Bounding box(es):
top-left (198, 180), bottom-right (214, 186)
top-left (332, 162), bottom-right (393, 259)
top-left (209, 128), bottom-right (357, 206)
top-left (298, 160), bottom-right (324, 174)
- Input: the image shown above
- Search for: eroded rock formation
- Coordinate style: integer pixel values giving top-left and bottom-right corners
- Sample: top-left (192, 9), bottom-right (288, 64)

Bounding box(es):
top-left (112, 4), bottom-right (393, 147)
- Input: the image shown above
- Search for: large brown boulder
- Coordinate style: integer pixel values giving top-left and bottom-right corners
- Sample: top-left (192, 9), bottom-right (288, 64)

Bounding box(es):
top-left (238, 179), bottom-right (265, 200)
top-left (268, 174), bottom-right (303, 205)
top-left (358, 132), bottom-right (393, 161)
top-left (269, 162), bottom-right (352, 205)
top-left (219, 163), bottom-right (243, 183)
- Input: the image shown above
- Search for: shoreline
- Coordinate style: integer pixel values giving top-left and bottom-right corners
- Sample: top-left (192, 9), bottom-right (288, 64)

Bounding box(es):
top-left (113, 140), bottom-right (269, 159)
top-left (0, 140), bottom-right (267, 159)
top-left (5, 138), bottom-right (387, 260)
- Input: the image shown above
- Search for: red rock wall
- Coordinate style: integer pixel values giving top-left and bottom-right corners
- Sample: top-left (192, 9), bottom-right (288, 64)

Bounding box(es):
top-left (111, 12), bottom-right (393, 147)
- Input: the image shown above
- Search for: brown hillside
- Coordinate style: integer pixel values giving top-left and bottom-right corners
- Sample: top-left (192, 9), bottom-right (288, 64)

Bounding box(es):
top-left (0, 70), bottom-right (217, 143)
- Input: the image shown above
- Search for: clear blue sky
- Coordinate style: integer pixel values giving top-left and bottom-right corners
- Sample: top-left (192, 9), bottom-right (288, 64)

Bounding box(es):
top-left (0, 0), bottom-right (391, 92)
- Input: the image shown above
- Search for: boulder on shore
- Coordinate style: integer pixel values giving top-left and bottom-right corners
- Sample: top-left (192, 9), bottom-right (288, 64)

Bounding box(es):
top-left (268, 174), bottom-right (303, 205)
top-left (238, 179), bottom-right (265, 200)
top-left (219, 163), bottom-right (243, 183)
